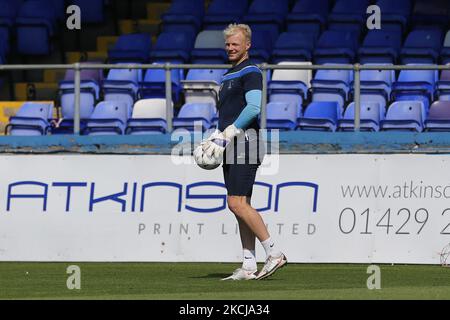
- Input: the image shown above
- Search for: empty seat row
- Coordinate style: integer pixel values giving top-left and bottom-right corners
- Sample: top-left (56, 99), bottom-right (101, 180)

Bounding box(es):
top-left (7, 98), bottom-right (450, 136)
top-left (268, 100), bottom-right (450, 132)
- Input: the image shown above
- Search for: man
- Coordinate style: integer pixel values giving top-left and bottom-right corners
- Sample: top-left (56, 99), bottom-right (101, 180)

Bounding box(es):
top-left (202, 24), bottom-right (287, 280)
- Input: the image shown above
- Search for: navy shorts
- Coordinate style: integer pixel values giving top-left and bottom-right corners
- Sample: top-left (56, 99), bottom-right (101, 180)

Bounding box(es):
top-left (222, 130), bottom-right (265, 197)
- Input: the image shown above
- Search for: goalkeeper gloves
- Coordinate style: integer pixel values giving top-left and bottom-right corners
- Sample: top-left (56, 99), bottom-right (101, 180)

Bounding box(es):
top-left (202, 124), bottom-right (241, 160)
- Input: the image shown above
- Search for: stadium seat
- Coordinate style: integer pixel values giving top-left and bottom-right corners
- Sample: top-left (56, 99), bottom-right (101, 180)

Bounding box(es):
top-left (203, 0), bottom-right (249, 30)
top-left (328, 0), bottom-right (370, 37)
top-left (351, 65), bottom-right (396, 111)
top-left (182, 68), bottom-right (226, 106)
top-left (380, 101), bottom-right (426, 132)
top-left (271, 32), bottom-right (315, 63)
top-left (108, 33), bottom-right (152, 64)
top-left (375, 0), bottom-right (412, 35)
top-left (173, 103), bottom-right (215, 132)
top-left (126, 99), bottom-right (169, 135)
top-left (102, 67), bottom-right (143, 118)
top-left (85, 101), bottom-right (129, 135)
top-left (16, 0), bottom-right (57, 55)
top-left (358, 30), bottom-right (403, 64)
top-left (249, 30), bottom-right (273, 63)
top-left (313, 30), bottom-right (358, 64)
top-left (0, 0), bottom-right (21, 55)
top-left (400, 29), bottom-right (443, 64)
top-left (338, 101), bottom-right (383, 132)
top-left (266, 101), bottom-right (298, 130)
top-left (150, 32), bottom-right (195, 64)
top-left (190, 30), bottom-right (229, 64)
top-left (71, 0), bottom-right (105, 23)
top-left (57, 68), bottom-right (103, 134)
top-left (391, 65), bottom-right (438, 111)
top-left (440, 31), bottom-right (450, 64)
top-left (211, 112), bottom-right (219, 128)
top-left (297, 101), bottom-right (341, 132)
top-left (411, 0), bottom-right (449, 30)
top-left (6, 102), bottom-right (53, 136)
top-left (242, 0), bottom-right (289, 36)
top-left (139, 65), bottom-right (181, 103)
top-left (268, 61), bottom-right (312, 115)
top-left (310, 66), bottom-right (353, 111)
top-left (161, 0), bottom-right (204, 35)
top-left (424, 100), bottom-right (450, 131)
top-left (286, 0), bottom-right (329, 41)
top-left (436, 67), bottom-right (450, 101)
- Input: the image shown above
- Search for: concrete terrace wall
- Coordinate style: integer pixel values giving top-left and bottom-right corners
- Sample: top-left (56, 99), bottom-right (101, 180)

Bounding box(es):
top-left (1, 132), bottom-right (450, 154)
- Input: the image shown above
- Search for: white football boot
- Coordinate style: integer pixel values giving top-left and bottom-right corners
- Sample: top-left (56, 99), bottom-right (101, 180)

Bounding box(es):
top-left (221, 268), bottom-right (258, 281)
top-left (255, 253), bottom-right (287, 280)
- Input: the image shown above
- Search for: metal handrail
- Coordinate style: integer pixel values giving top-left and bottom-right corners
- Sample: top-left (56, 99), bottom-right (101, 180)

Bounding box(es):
top-left (2, 63), bottom-right (449, 134)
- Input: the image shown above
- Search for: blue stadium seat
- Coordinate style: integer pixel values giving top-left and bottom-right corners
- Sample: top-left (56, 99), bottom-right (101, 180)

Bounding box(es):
top-left (436, 68), bottom-right (450, 101)
top-left (211, 112), bottom-right (219, 128)
top-left (71, 0), bottom-right (105, 23)
top-left (271, 32), bottom-right (315, 63)
top-left (57, 68), bottom-right (102, 134)
top-left (182, 68), bottom-right (226, 107)
top-left (313, 30), bottom-right (358, 64)
top-left (338, 101), bottom-right (383, 132)
top-left (391, 66), bottom-right (438, 111)
top-left (328, 0), bottom-right (370, 37)
top-left (358, 30), bottom-right (402, 64)
top-left (310, 66), bottom-right (353, 111)
top-left (161, 0), bottom-right (204, 35)
top-left (48, 0), bottom-right (66, 21)
top-left (126, 99), bottom-right (169, 135)
top-left (440, 31), bottom-right (450, 64)
top-left (249, 30), bottom-right (273, 63)
top-left (242, 0), bottom-right (289, 36)
top-left (203, 0), bottom-right (249, 30)
top-left (424, 100), bottom-right (450, 131)
top-left (380, 101), bottom-right (425, 132)
top-left (266, 101), bottom-right (298, 130)
top-left (351, 65), bottom-right (396, 111)
top-left (375, 0), bottom-right (412, 35)
top-left (411, 0), bottom-right (449, 30)
top-left (286, 0), bottom-right (329, 41)
top-left (6, 102), bottom-right (53, 136)
top-left (190, 30), bottom-right (228, 64)
top-left (400, 29), bottom-right (443, 64)
top-left (268, 61), bottom-right (312, 114)
top-left (102, 67), bottom-right (143, 118)
top-left (139, 65), bottom-right (181, 103)
top-left (0, 0), bottom-right (20, 54)
top-left (297, 101), bottom-right (341, 131)
top-left (173, 103), bottom-right (215, 132)
top-left (16, 0), bottom-right (57, 55)
top-left (108, 33), bottom-right (152, 64)
top-left (85, 101), bottom-right (129, 135)
top-left (150, 32), bottom-right (195, 64)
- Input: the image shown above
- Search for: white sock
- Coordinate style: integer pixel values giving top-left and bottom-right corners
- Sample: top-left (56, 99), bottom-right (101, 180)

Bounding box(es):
top-left (242, 248), bottom-right (257, 271)
top-left (261, 237), bottom-right (282, 258)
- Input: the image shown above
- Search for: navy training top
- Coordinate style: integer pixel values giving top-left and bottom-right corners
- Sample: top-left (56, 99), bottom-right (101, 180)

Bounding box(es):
top-left (217, 59), bottom-right (262, 132)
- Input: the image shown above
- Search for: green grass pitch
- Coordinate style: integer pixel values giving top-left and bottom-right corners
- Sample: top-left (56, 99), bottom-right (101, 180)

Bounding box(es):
top-left (0, 262), bottom-right (449, 300)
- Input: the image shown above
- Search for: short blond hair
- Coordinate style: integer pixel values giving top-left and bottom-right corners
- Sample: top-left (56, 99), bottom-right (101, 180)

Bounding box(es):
top-left (223, 23), bottom-right (252, 43)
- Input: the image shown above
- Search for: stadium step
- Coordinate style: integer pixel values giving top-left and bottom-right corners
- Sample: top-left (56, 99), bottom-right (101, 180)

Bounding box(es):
top-left (66, 51), bottom-right (108, 64)
top-left (15, 82), bottom-right (59, 103)
top-left (43, 70), bottom-right (67, 84)
top-left (146, 2), bottom-right (170, 20)
top-left (118, 19), bottom-right (160, 38)
top-left (97, 36), bottom-right (119, 53)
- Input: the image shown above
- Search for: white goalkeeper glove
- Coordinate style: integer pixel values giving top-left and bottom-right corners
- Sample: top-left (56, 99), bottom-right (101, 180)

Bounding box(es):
top-left (202, 124), bottom-right (241, 160)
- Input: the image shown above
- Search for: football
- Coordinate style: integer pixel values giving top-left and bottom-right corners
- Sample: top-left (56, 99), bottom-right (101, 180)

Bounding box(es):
top-left (193, 144), bottom-right (221, 170)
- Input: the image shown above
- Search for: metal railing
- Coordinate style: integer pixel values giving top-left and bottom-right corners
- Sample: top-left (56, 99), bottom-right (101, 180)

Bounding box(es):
top-left (1, 62), bottom-right (449, 134)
